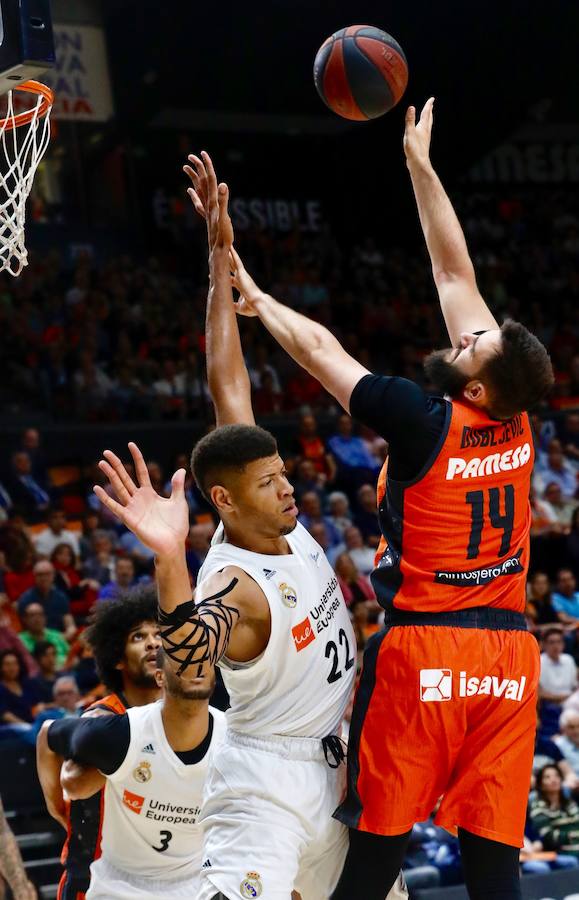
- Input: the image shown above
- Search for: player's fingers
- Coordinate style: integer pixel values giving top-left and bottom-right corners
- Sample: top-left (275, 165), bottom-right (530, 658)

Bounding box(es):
top-left (128, 442), bottom-right (152, 488)
top-left (187, 188), bottom-right (206, 218)
top-left (230, 245), bottom-right (243, 271)
top-left (182, 164), bottom-right (199, 187)
top-left (102, 449), bottom-right (137, 495)
top-left (187, 154), bottom-right (208, 197)
top-left (170, 468), bottom-right (186, 498)
top-left (201, 151), bottom-right (218, 206)
top-left (405, 105), bottom-right (416, 128)
top-left (218, 182), bottom-right (229, 211)
top-left (425, 96), bottom-right (435, 127)
top-left (98, 459), bottom-right (132, 504)
top-left (93, 485), bottom-right (127, 522)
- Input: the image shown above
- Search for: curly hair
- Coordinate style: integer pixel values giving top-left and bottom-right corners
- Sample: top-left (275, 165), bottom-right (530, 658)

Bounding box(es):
top-left (83, 585), bottom-right (158, 694)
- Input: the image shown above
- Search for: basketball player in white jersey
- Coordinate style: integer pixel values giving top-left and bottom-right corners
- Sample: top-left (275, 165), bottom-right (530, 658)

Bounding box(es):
top-left (40, 647), bottom-right (225, 899)
top-left (92, 153), bottom-right (406, 900)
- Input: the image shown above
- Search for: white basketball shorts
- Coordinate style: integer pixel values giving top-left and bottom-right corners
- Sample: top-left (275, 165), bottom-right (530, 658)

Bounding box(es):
top-left (86, 857), bottom-right (199, 899)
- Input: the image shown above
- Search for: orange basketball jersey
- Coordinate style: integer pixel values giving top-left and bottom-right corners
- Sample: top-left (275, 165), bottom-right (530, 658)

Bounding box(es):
top-left (373, 400), bottom-right (534, 613)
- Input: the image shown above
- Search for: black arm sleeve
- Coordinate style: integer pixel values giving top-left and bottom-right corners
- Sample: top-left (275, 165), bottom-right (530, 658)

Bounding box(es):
top-left (349, 374), bottom-right (447, 482)
top-left (47, 715), bottom-right (131, 775)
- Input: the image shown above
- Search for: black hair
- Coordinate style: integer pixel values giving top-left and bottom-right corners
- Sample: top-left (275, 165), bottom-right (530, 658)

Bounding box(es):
top-left (481, 320), bottom-right (554, 419)
top-left (191, 424), bottom-right (278, 503)
top-left (0, 649), bottom-right (25, 682)
top-left (33, 640), bottom-right (55, 662)
top-left (542, 627), bottom-right (564, 642)
top-left (83, 585), bottom-right (158, 693)
top-left (536, 763), bottom-right (567, 810)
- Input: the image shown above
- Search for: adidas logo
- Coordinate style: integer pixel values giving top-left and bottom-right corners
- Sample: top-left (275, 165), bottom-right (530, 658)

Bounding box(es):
top-left (141, 743), bottom-right (155, 754)
top-left (263, 569), bottom-right (276, 580)
top-left (202, 859), bottom-right (212, 869)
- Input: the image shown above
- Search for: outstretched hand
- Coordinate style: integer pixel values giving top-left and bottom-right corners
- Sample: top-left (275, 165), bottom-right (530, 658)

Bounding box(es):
top-left (229, 246), bottom-right (263, 317)
top-left (403, 97), bottom-right (434, 168)
top-left (183, 151), bottom-right (234, 251)
top-left (93, 442), bottom-right (189, 558)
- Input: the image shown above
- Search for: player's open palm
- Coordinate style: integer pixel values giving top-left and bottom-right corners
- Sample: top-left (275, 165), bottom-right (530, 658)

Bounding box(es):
top-left (183, 151), bottom-right (234, 251)
top-left (403, 96), bottom-right (434, 167)
top-left (93, 442), bottom-right (189, 558)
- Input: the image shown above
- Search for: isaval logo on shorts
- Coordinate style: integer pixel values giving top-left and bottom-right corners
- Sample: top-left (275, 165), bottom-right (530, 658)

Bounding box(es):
top-left (240, 871), bottom-right (263, 898)
top-left (292, 616), bottom-right (316, 652)
top-left (420, 668), bottom-right (453, 702)
top-left (122, 789), bottom-right (145, 814)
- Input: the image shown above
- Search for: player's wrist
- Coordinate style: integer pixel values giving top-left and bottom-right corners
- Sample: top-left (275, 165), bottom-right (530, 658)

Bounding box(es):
top-left (406, 156), bottom-right (435, 177)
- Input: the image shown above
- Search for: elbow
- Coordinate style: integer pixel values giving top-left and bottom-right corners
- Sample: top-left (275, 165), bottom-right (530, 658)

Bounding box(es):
top-left (432, 265), bottom-right (476, 289)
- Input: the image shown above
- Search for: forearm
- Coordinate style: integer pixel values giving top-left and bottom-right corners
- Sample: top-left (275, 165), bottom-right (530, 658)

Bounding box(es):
top-left (207, 248), bottom-right (253, 425)
top-left (0, 813), bottom-right (32, 895)
top-left (61, 760), bottom-right (106, 800)
top-left (407, 160), bottom-right (475, 283)
top-left (36, 723), bottom-right (67, 827)
top-left (253, 292), bottom-right (336, 373)
top-left (155, 550), bottom-right (192, 615)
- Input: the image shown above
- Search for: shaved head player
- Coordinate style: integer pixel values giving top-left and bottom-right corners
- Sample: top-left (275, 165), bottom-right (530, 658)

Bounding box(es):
top-left (229, 98), bottom-right (554, 900)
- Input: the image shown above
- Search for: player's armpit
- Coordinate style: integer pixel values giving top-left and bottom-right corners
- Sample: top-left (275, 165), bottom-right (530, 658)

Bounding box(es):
top-left (159, 566), bottom-right (270, 676)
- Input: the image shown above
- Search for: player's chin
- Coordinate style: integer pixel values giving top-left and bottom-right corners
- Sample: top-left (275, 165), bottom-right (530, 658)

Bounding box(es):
top-left (279, 518), bottom-right (298, 536)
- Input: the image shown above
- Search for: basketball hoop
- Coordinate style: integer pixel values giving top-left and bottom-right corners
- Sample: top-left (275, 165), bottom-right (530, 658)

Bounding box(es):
top-left (0, 80), bottom-right (54, 277)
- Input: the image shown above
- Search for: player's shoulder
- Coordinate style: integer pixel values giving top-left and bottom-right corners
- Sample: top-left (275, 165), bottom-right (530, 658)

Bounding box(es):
top-left (196, 564), bottom-right (268, 619)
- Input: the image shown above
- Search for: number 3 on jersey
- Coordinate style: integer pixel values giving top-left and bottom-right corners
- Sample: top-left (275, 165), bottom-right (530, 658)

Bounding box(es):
top-left (325, 628), bottom-right (355, 683)
top-left (152, 829), bottom-right (172, 853)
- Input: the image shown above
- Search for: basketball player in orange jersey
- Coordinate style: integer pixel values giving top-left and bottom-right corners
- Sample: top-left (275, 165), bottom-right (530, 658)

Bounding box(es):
top-left (229, 98), bottom-right (554, 900)
top-left (37, 590), bottom-right (161, 900)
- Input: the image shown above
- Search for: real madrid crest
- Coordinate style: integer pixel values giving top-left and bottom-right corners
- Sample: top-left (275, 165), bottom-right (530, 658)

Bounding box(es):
top-left (240, 871), bottom-right (263, 898)
top-left (279, 582), bottom-right (297, 608)
top-left (133, 761), bottom-right (152, 784)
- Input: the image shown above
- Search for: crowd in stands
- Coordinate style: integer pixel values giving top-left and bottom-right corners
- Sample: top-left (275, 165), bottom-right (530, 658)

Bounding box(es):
top-left (0, 183), bottom-right (578, 889)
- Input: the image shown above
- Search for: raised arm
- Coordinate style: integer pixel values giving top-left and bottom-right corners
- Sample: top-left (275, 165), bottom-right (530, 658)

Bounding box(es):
top-left (184, 151), bottom-right (254, 427)
top-left (93, 443), bottom-right (268, 678)
top-left (403, 98), bottom-right (498, 346)
top-left (230, 248), bottom-right (369, 413)
top-left (0, 795), bottom-right (36, 899)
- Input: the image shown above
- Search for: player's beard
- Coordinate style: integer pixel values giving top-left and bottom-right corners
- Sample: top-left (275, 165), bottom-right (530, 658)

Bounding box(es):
top-left (130, 663), bottom-right (159, 690)
top-left (279, 520), bottom-right (297, 536)
top-left (423, 349), bottom-right (471, 398)
top-left (166, 667), bottom-right (216, 701)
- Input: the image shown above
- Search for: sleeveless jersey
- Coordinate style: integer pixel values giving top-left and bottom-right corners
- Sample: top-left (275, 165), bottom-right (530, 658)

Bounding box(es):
top-left (197, 522), bottom-right (355, 738)
top-left (61, 692), bottom-right (127, 876)
top-left (100, 703), bottom-right (226, 880)
top-left (373, 400), bottom-right (534, 613)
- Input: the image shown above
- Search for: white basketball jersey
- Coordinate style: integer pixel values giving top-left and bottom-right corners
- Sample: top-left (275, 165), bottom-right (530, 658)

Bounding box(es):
top-left (100, 702), bottom-right (225, 880)
top-left (197, 522), bottom-right (356, 738)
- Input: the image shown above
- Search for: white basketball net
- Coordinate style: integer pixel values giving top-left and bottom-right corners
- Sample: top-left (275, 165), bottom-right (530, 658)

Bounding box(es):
top-left (0, 88), bottom-right (52, 277)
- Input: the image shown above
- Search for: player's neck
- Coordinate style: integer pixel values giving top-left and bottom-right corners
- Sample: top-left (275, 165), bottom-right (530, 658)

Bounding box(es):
top-left (161, 698), bottom-right (209, 752)
top-left (224, 523), bottom-right (291, 556)
top-left (123, 683), bottom-right (160, 708)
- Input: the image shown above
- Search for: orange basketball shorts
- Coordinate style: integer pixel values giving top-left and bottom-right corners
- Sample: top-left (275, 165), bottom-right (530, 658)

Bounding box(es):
top-left (335, 607), bottom-right (540, 848)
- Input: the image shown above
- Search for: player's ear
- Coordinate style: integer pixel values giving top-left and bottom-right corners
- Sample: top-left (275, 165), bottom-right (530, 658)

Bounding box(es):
top-left (463, 379), bottom-right (486, 407)
top-left (210, 484), bottom-right (234, 514)
top-left (154, 668), bottom-right (164, 689)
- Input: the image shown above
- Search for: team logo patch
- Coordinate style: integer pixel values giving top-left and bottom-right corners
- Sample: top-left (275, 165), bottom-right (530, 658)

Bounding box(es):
top-left (279, 582), bottom-right (298, 608)
top-left (420, 668), bottom-right (452, 702)
top-left (240, 872), bottom-right (263, 898)
top-left (133, 761), bottom-right (152, 783)
top-left (292, 616), bottom-right (315, 652)
top-left (122, 789), bottom-right (145, 814)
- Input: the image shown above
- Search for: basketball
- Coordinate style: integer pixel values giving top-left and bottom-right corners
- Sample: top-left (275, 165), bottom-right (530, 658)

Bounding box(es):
top-left (313, 25), bottom-right (408, 121)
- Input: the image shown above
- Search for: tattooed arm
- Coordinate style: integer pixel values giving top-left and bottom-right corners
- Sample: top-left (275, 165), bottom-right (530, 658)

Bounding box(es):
top-left (94, 445), bottom-right (271, 675)
top-left (0, 795), bottom-right (36, 899)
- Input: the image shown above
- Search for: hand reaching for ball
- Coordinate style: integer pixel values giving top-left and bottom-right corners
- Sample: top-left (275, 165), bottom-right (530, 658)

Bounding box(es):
top-left (229, 247), bottom-right (263, 318)
top-left (403, 97), bottom-right (434, 169)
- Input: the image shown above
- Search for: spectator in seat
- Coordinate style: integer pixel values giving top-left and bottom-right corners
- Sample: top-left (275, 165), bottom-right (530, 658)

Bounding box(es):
top-left (34, 507), bottom-right (81, 558)
top-left (253, 370), bottom-right (284, 416)
top-left (335, 552), bottom-right (376, 609)
top-left (18, 603), bottom-right (69, 669)
top-left (533, 710), bottom-right (579, 790)
top-left (0, 626), bottom-right (38, 677)
top-left (27, 675), bottom-right (81, 743)
top-left (558, 412), bottom-right (579, 466)
top-left (552, 568), bottom-right (579, 632)
top-left (534, 440), bottom-right (577, 500)
top-left (354, 483), bottom-right (381, 547)
top-left (530, 485), bottom-right (564, 538)
top-left (526, 572), bottom-right (559, 630)
top-left (0, 650), bottom-right (40, 732)
top-left (4, 451), bottom-right (50, 523)
top-left (529, 764), bottom-right (579, 859)
top-left (97, 556), bottom-right (137, 601)
top-left (539, 628), bottom-right (578, 737)
top-left (27, 641), bottom-right (59, 704)
top-left (17, 561), bottom-right (75, 639)
top-left (292, 460), bottom-right (326, 506)
top-left (328, 414), bottom-right (380, 491)
top-left (51, 542), bottom-right (99, 619)
top-left (343, 526), bottom-right (376, 576)
top-left (81, 530), bottom-right (116, 585)
top-left (308, 523), bottom-right (345, 568)
top-left (541, 482), bottom-right (577, 530)
top-left (186, 523), bottom-right (212, 584)
top-left (555, 709), bottom-right (579, 778)
top-left (298, 492), bottom-right (341, 547)
top-left (292, 413), bottom-right (336, 482)
top-left (118, 528), bottom-right (156, 570)
top-left (328, 492), bottom-right (353, 536)
top-left (19, 426), bottom-right (49, 487)
top-left (566, 507), bottom-right (579, 580)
